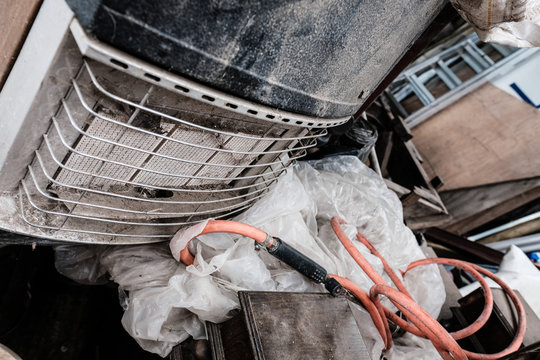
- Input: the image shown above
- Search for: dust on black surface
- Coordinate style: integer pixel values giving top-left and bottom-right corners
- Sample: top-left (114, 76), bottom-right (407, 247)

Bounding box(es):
top-left (0, 245), bottom-right (161, 360)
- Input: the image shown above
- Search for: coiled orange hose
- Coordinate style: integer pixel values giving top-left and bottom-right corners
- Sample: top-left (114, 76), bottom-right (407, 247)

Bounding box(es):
top-left (176, 217), bottom-right (526, 359)
top-left (330, 216), bottom-right (526, 359)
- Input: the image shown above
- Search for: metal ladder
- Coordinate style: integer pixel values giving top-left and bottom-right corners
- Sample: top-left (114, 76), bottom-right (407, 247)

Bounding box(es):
top-left (389, 33), bottom-right (526, 127)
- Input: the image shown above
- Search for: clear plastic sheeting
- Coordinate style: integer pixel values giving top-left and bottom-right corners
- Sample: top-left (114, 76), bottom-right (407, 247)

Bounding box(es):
top-left (54, 156), bottom-right (445, 358)
top-left (54, 244), bottom-right (107, 285)
top-left (343, 118), bottom-right (378, 161)
top-left (451, 0), bottom-right (540, 47)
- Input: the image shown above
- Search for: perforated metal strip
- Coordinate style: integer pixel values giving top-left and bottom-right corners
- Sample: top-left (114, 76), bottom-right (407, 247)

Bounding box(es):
top-left (71, 21), bottom-right (350, 129)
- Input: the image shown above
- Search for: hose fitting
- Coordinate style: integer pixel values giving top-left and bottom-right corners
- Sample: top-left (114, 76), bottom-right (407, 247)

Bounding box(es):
top-left (266, 237), bottom-right (343, 296)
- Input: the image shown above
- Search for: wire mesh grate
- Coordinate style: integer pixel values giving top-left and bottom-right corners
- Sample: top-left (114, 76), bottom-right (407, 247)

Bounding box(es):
top-left (19, 59), bottom-right (326, 242)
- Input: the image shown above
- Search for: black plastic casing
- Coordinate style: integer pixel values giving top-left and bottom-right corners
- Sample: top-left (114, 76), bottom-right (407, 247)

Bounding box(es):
top-left (65, 0), bottom-right (445, 118)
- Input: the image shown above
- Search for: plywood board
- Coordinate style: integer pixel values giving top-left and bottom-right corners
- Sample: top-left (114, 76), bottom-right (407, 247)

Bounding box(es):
top-left (0, 0), bottom-right (43, 90)
top-left (412, 82), bottom-right (540, 190)
top-left (441, 177), bottom-right (540, 234)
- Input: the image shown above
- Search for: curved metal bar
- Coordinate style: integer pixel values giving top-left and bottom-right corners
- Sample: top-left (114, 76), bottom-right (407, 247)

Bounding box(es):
top-left (29, 165), bottom-right (271, 215)
top-left (19, 186), bottom-right (252, 239)
top-left (73, 80), bottom-right (318, 156)
top-left (34, 149), bottom-right (272, 215)
top-left (84, 61), bottom-right (327, 142)
top-left (40, 142), bottom-right (284, 195)
top-left (22, 180), bottom-right (262, 225)
top-left (50, 118), bottom-right (290, 182)
top-left (62, 99), bottom-right (308, 169)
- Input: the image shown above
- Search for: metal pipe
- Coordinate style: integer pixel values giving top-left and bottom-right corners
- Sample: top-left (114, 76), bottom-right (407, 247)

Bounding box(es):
top-left (486, 233), bottom-right (540, 252)
top-left (469, 211), bottom-right (540, 241)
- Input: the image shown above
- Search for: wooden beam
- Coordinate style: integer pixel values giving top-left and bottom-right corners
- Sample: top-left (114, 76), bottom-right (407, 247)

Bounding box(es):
top-left (441, 177), bottom-right (540, 234)
top-left (401, 191), bottom-right (422, 208)
top-left (478, 217), bottom-right (540, 244)
top-left (0, 0), bottom-right (43, 90)
top-left (377, 132), bottom-right (393, 178)
top-left (406, 213), bottom-right (453, 230)
top-left (445, 185), bottom-right (540, 235)
top-left (384, 179), bottom-right (410, 197)
top-left (424, 227), bottom-right (504, 265)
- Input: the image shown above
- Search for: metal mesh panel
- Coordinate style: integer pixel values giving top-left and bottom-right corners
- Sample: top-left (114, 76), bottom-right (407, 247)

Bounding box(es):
top-left (19, 58), bottom-right (324, 242)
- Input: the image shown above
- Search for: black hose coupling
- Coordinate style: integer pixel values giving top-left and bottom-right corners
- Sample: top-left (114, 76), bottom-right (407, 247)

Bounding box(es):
top-left (323, 276), bottom-right (344, 297)
top-left (266, 237), bottom-right (344, 297)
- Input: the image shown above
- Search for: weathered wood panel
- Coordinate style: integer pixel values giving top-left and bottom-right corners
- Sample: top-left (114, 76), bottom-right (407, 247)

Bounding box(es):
top-left (413, 82), bottom-right (540, 191)
top-left (0, 0), bottom-right (43, 90)
top-left (441, 177), bottom-right (540, 235)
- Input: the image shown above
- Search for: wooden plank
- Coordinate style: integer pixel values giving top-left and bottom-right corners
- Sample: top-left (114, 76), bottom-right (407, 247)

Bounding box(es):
top-left (412, 82), bottom-right (540, 190)
top-left (384, 188), bottom-right (448, 229)
top-left (384, 179), bottom-right (410, 197)
top-left (402, 187), bottom-right (448, 229)
top-left (441, 178), bottom-right (540, 220)
top-left (385, 181), bottom-right (451, 230)
top-left (406, 214), bottom-right (453, 230)
top-left (414, 186), bottom-right (443, 205)
top-left (424, 227), bottom-right (504, 265)
top-left (0, 0), bottom-right (43, 90)
top-left (479, 217), bottom-right (540, 244)
top-left (440, 177), bottom-right (540, 233)
top-left (401, 191), bottom-right (422, 208)
top-left (376, 132), bottom-right (393, 178)
top-left (381, 93), bottom-right (413, 141)
top-left (403, 141), bottom-right (448, 214)
top-left (444, 184), bottom-right (540, 235)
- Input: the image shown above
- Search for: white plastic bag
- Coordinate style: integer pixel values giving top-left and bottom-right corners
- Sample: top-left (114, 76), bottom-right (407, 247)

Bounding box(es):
top-left (55, 156), bottom-right (446, 358)
top-left (167, 156), bottom-right (445, 359)
top-left (451, 0), bottom-right (540, 47)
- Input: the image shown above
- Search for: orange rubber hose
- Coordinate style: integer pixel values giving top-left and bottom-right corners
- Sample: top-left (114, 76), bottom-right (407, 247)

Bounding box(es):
top-left (329, 274), bottom-right (392, 349)
top-left (330, 216), bottom-right (525, 359)
top-left (370, 284), bottom-right (468, 360)
top-left (406, 259), bottom-right (526, 360)
top-left (330, 217), bottom-right (388, 286)
top-left (401, 258), bottom-right (494, 340)
top-left (332, 217), bottom-right (414, 297)
top-left (174, 218), bottom-right (526, 359)
top-left (331, 218), bottom-right (495, 341)
top-left (179, 220), bottom-right (272, 265)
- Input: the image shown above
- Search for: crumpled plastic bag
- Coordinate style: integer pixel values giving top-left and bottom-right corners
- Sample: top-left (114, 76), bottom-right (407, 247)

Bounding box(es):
top-left (54, 244), bottom-right (108, 285)
top-left (451, 0), bottom-right (540, 47)
top-left (54, 156), bottom-right (445, 359)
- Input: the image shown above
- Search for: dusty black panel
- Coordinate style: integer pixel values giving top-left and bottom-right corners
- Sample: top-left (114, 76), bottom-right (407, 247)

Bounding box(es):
top-left (66, 0), bottom-right (445, 118)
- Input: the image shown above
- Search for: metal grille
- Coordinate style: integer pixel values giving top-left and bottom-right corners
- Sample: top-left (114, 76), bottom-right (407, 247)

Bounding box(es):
top-left (18, 56), bottom-right (328, 243)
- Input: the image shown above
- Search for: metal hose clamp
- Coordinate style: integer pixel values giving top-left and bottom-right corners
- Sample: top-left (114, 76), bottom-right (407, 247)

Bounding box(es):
top-left (263, 234), bottom-right (279, 252)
